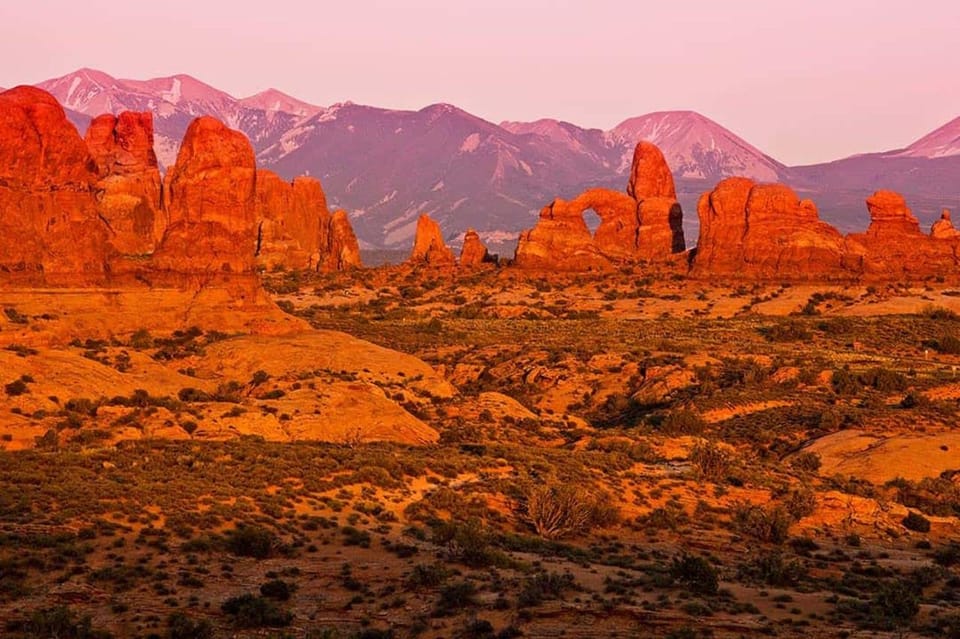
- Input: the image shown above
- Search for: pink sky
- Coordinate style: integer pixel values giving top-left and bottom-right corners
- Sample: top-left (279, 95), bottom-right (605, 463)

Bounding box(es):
top-left (1, 0), bottom-right (957, 165)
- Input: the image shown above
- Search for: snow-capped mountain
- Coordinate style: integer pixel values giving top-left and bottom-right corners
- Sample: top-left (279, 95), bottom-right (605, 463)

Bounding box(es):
top-left (37, 69), bottom-right (310, 168)
top-left (239, 89), bottom-right (324, 118)
top-left (894, 117), bottom-right (960, 160)
top-left (606, 111), bottom-right (786, 183)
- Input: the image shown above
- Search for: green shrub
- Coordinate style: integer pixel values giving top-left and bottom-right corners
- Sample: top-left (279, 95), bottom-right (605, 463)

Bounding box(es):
top-left (225, 525), bottom-right (276, 559)
top-left (221, 594), bottom-right (292, 628)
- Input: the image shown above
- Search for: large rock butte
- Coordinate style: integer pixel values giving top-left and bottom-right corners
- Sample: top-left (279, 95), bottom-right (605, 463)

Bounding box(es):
top-left (410, 214), bottom-right (455, 266)
top-left (514, 141), bottom-right (685, 270)
top-left (0, 86), bottom-right (109, 284)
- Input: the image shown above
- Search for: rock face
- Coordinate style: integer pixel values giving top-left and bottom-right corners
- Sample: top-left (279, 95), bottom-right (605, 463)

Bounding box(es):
top-left (152, 116), bottom-right (258, 276)
top-left (931, 210), bottom-right (960, 239)
top-left (514, 141), bottom-right (685, 270)
top-left (460, 229), bottom-right (491, 268)
top-left (254, 172), bottom-right (363, 272)
top-left (410, 214), bottom-right (455, 266)
top-left (691, 178), bottom-right (849, 280)
top-left (85, 112), bottom-right (164, 256)
top-left (0, 86), bottom-right (110, 284)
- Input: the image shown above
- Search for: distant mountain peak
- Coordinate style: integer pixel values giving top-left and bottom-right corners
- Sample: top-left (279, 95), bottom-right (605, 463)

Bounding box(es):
top-left (897, 116), bottom-right (960, 159)
top-left (239, 88), bottom-right (324, 118)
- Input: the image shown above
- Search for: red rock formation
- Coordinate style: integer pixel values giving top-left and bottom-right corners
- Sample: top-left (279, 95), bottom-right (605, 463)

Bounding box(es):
top-left (514, 142), bottom-right (685, 269)
top-left (849, 191), bottom-right (958, 278)
top-left (410, 215), bottom-right (455, 266)
top-left (691, 179), bottom-right (849, 280)
top-left (322, 210), bottom-right (362, 271)
top-left (152, 116), bottom-right (257, 275)
top-left (628, 141), bottom-right (677, 200)
top-left (0, 86), bottom-right (110, 284)
top-left (85, 112), bottom-right (164, 256)
top-left (255, 171), bottom-right (362, 272)
top-left (931, 210), bottom-right (960, 239)
top-left (459, 229), bottom-right (491, 268)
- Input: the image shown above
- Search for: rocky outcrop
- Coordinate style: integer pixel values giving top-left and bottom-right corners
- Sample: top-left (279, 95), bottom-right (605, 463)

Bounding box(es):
top-left (628, 141), bottom-right (677, 200)
top-left (323, 210), bottom-right (362, 271)
top-left (460, 229), bottom-right (491, 268)
top-left (693, 185), bottom-right (960, 281)
top-left (254, 171), bottom-right (363, 272)
top-left (0, 86), bottom-right (110, 284)
top-left (691, 178), bottom-right (849, 280)
top-left (514, 141), bottom-right (685, 270)
top-left (848, 191), bottom-right (958, 278)
top-left (931, 210), bottom-right (960, 239)
top-left (85, 112), bottom-right (164, 256)
top-left (152, 116), bottom-right (258, 276)
top-left (410, 214), bottom-right (455, 266)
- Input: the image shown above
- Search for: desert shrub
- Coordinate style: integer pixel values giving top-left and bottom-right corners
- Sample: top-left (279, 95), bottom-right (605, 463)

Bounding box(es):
top-left (225, 525), bottom-right (276, 559)
top-left (517, 572), bottom-right (575, 607)
top-left (4, 378), bottom-right (29, 396)
top-left (405, 562), bottom-right (451, 589)
top-left (221, 594), bottom-right (292, 628)
top-left (166, 613), bottom-right (213, 639)
top-left (260, 579), bottom-right (296, 601)
top-left (690, 441), bottom-right (732, 482)
top-left (860, 367), bottom-right (907, 392)
top-left (783, 487), bottom-right (817, 520)
top-left (737, 551), bottom-right (806, 587)
top-left (431, 520), bottom-right (502, 567)
top-left (670, 554), bottom-right (719, 595)
top-left (523, 484), bottom-right (619, 540)
top-left (434, 581), bottom-right (477, 616)
top-left (733, 504), bottom-right (792, 544)
top-left (831, 368), bottom-right (860, 395)
top-left (902, 511), bottom-right (931, 533)
top-left (790, 451), bottom-right (822, 473)
top-left (868, 580), bottom-right (919, 631)
top-left (762, 321), bottom-right (812, 342)
top-left (661, 409), bottom-right (706, 436)
top-left (6, 606), bottom-right (112, 639)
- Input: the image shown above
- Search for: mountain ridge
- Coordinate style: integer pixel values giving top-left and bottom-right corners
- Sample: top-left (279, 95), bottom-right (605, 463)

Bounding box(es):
top-left (25, 68), bottom-right (960, 250)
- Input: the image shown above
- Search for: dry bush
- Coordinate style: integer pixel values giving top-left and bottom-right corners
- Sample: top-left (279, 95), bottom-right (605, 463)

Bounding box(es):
top-left (523, 484), bottom-right (619, 540)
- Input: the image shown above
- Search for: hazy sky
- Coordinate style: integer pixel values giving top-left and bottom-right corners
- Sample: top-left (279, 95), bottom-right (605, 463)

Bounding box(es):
top-left (1, 0), bottom-right (956, 164)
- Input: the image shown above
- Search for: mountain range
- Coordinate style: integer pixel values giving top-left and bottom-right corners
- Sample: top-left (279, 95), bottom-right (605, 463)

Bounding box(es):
top-left (31, 68), bottom-right (960, 252)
